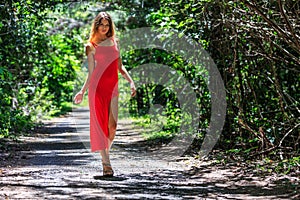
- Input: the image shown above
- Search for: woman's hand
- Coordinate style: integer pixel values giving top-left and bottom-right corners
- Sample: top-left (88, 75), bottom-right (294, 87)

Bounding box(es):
top-left (74, 91), bottom-right (84, 104)
top-left (130, 82), bottom-right (136, 97)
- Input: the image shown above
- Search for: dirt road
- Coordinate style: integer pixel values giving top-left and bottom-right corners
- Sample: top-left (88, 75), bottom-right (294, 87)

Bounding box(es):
top-left (0, 107), bottom-right (298, 199)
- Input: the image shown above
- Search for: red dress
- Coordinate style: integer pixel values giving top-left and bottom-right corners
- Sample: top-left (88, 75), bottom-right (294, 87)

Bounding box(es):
top-left (88, 38), bottom-right (119, 152)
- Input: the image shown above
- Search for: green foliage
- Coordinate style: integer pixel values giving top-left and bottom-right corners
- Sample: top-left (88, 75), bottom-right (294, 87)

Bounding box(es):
top-left (120, 46), bottom-right (210, 141)
top-left (108, 0), bottom-right (160, 28)
top-left (1, 0), bottom-right (52, 138)
top-left (130, 115), bottom-right (175, 142)
top-left (0, 0), bottom-right (83, 139)
top-left (254, 156), bottom-right (300, 175)
top-left (113, 0), bottom-right (299, 168)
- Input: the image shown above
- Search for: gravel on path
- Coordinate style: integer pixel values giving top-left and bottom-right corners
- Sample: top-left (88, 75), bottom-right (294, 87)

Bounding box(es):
top-left (0, 107), bottom-right (298, 199)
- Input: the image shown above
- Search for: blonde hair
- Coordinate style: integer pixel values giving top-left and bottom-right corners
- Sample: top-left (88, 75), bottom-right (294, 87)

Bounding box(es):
top-left (88, 12), bottom-right (115, 42)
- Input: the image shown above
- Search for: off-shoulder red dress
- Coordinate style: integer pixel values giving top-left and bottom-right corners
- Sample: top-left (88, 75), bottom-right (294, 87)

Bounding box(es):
top-left (88, 38), bottom-right (119, 152)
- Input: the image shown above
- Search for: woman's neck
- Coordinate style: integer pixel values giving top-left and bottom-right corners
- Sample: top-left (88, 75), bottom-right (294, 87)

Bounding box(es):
top-left (94, 36), bottom-right (108, 44)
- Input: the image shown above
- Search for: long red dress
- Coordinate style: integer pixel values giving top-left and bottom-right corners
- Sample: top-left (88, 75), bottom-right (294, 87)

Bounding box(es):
top-left (88, 38), bottom-right (119, 152)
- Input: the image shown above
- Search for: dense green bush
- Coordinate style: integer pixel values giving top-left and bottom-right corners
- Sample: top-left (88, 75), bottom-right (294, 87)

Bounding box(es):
top-left (108, 0), bottom-right (299, 162)
top-left (149, 0), bottom-right (299, 159)
top-left (0, 0), bottom-right (83, 139)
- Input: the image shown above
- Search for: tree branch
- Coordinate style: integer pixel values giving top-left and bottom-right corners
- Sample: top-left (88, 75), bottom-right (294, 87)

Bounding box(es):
top-left (279, 123), bottom-right (300, 148)
top-left (277, 0), bottom-right (300, 51)
top-left (242, 0), bottom-right (300, 54)
top-left (278, 0), bottom-right (300, 49)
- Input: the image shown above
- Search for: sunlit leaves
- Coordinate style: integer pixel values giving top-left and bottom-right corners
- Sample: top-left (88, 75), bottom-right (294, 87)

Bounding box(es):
top-left (0, 0), bottom-right (80, 138)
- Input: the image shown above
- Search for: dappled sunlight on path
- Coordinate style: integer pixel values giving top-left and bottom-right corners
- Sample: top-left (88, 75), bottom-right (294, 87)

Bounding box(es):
top-left (0, 107), bottom-right (298, 199)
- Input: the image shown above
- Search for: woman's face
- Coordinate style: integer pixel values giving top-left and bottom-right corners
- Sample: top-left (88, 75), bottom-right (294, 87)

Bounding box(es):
top-left (98, 19), bottom-right (110, 36)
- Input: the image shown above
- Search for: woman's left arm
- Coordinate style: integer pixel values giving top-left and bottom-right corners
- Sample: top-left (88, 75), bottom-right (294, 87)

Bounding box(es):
top-left (118, 58), bottom-right (136, 97)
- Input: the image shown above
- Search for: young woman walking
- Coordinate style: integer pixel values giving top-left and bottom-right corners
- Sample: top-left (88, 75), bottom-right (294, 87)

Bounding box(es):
top-left (74, 11), bottom-right (136, 176)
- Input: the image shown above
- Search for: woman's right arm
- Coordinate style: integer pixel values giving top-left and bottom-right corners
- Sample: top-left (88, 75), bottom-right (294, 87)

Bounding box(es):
top-left (74, 45), bottom-right (95, 104)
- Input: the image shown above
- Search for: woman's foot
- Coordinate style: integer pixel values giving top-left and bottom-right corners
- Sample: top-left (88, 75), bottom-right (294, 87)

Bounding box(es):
top-left (102, 162), bottom-right (114, 177)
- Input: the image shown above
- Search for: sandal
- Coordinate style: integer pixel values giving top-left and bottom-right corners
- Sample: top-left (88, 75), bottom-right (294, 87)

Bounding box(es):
top-left (102, 162), bottom-right (114, 177)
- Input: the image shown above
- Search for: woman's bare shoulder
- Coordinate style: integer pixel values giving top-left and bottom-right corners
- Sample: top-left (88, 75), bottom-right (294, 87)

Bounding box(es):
top-left (85, 42), bottom-right (96, 56)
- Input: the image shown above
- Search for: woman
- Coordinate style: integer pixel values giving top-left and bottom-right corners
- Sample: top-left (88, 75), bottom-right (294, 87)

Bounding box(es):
top-left (74, 12), bottom-right (136, 177)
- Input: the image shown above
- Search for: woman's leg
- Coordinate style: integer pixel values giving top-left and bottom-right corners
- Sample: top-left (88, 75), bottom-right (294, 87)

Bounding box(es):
top-left (107, 96), bottom-right (118, 152)
top-left (100, 149), bottom-right (113, 176)
top-left (100, 96), bottom-right (118, 176)
top-left (100, 150), bottom-right (109, 163)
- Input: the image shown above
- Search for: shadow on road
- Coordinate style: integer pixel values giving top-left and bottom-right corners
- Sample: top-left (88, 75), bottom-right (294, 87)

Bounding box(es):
top-left (0, 107), bottom-right (298, 199)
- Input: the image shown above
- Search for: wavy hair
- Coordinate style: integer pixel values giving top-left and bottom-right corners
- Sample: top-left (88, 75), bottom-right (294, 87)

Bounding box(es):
top-left (88, 12), bottom-right (115, 42)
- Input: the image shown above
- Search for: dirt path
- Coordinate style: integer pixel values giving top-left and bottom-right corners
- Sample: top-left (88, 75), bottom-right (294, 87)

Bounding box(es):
top-left (0, 107), bottom-right (299, 199)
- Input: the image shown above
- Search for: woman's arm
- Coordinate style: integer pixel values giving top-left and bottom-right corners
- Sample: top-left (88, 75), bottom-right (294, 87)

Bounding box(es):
top-left (118, 58), bottom-right (136, 97)
top-left (74, 45), bottom-right (95, 104)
